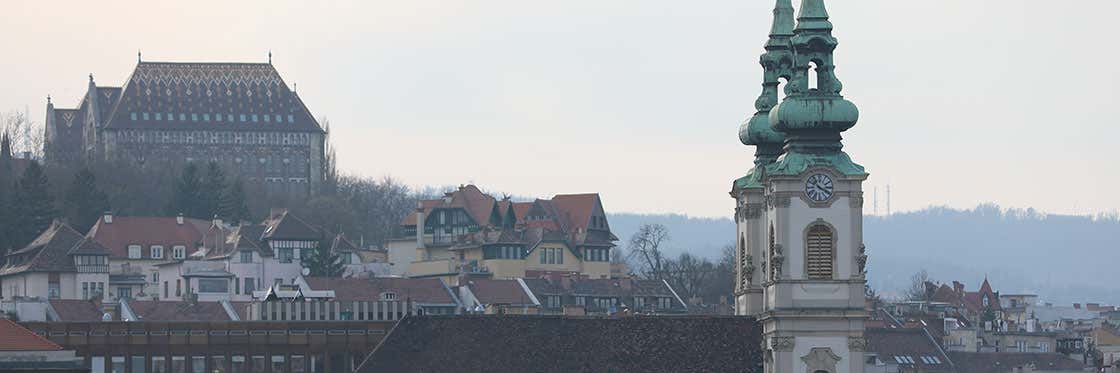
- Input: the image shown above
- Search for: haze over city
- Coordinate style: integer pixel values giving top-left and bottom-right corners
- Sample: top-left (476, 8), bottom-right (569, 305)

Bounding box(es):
top-left (3, 0), bottom-right (1117, 218)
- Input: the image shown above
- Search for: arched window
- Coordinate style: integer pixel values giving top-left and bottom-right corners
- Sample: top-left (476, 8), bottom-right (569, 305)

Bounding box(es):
top-left (808, 61), bottom-right (820, 91)
top-left (806, 224), bottom-right (834, 280)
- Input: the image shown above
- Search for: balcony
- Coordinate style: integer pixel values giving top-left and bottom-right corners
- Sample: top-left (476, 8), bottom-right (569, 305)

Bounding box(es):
top-left (76, 264), bottom-right (110, 273)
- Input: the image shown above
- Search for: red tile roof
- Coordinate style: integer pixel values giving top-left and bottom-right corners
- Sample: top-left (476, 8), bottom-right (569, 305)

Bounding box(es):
top-left (550, 193), bottom-right (600, 231)
top-left (304, 277), bottom-right (457, 304)
top-left (127, 300), bottom-right (235, 321)
top-left (49, 300), bottom-right (107, 322)
top-left (87, 216), bottom-right (207, 259)
top-left (0, 319), bottom-right (62, 351)
top-left (465, 279), bottom-right (534, 306)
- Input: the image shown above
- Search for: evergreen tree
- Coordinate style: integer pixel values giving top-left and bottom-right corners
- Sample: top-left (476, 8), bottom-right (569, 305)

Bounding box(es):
top-left (304, 235), bottom-right (344, 277)
top-left (200, 161), bottom-right (229, 220)
top-left (0, 131), bottom-right (11, 255)
top-left (11, 161), bottom-right (56, 248)
top-left (226, 177), bottom-right (251, 224)
top-left (64, 168), bottom-right (110, 233)
top-left (168, 162), bottom-right (204, 219)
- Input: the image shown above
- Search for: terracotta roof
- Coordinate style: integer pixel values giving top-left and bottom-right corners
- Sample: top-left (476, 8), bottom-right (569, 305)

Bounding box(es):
top-left (866, 327), bottom-right (953, 371)
top-left (465, 279), bottom-right (534, 306)
top-left (49, 300), bottom-right (107, 322)
top-left (303, 277), bottom-right (457, 305)
top-left (550, 193), bottom-right (601, 231)
top-left (0, 221), bottom-right (105, 276)
top-left (358, 316), bottom-right (763, 373)
top-left (948, 352), bottom-right (1087, 373)
top-left (127, 300), bottom-right (235, 321)
top-left (523, 278), bottom-right (680, 299)
top-left (87, 216), bottom-right (206, 259)
top-left (511, 202), bottom-right (533, 221)
top-left (103, 62), bottom-right (323, 133)
top-left (0, 319), bottom-right (62, 351)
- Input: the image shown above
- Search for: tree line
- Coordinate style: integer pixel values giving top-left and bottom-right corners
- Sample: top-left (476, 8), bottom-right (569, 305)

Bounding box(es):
top-left (624, 223), bottom-right (736, 308)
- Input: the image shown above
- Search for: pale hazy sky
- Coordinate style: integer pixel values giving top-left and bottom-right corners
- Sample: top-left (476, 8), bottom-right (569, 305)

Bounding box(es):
top-left (2, 0), bottom-right (1117, 218)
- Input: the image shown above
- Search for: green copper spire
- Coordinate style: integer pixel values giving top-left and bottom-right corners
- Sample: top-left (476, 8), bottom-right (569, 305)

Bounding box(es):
top-left (735, 0), bottom-right (798, 190)
top-left (766, 0), bottom-right (863, 176)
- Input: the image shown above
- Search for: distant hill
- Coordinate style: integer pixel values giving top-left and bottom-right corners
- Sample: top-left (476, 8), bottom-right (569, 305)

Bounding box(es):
top-left (609, 204), bottom-right (1120, 305)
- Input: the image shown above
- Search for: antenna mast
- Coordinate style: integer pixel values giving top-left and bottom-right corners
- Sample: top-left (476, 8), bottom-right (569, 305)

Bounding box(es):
top-left (886, 183), bottom-right (892, 217)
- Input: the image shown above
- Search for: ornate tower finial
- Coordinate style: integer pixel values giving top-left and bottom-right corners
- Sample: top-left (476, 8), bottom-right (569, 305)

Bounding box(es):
top-left (269, 50), bottom-right (272, 64)
top-left (137, 50), bottom-right (142, 63)
top-left (89, 73), bottom-right (94, 84)
top-left (768, 0), bottom-right (862, 173)
top-left (739, 0), bottom-right (796, 169)
top-left (47, 95), bottom-right (51, 105)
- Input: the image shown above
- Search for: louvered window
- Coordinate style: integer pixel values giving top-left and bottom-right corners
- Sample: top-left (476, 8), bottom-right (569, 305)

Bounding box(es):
top-left (806, 225), bottom-right (834, 279)
top-left (738, 236), bottom-right (748, 288)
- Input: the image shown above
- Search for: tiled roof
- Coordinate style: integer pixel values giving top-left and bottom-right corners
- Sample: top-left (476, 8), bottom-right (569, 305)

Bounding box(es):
top-left (358, 316), bottom-right (763, 373)
top-left (550, 193), bottom-right (601, 231)
top-left (262, 209), bottom-right (320, 241)
top-left (87, 216), bottom-right (206, 259)
top-left (331, 234), bottom-right (359, 253)
top-left (866, 327), bottom-right (953, 371)
top-left (0, 221), bottom-right (99, 276)
top-left (947, 352), bottom-right (1087, 373)
top-left (49, 300), bottom-right (107, 322)
top-left (464, 279), bottom-right (534, 306)
top-left (0, 319), bottom-right (62, 351)
top-left (522, 278), bottom-right (678, 299)
top-left (304, 277), bottom-right (457, 305)
top-left (127, 300), bottom-right (235, 321)
top-left (104, 62), bottom-right (323, 133)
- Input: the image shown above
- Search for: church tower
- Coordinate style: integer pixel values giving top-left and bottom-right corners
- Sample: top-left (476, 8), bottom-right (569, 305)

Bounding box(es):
top-left (734, 1), bottom-right (869, 373)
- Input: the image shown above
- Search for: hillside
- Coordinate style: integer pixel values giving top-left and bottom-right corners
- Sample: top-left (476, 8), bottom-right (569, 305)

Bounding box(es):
top-left (609, 205), bottom-right (1120, 305)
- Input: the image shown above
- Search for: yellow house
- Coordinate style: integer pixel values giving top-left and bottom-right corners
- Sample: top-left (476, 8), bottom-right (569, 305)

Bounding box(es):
top-left (391, 185), bottom-right (618, 285)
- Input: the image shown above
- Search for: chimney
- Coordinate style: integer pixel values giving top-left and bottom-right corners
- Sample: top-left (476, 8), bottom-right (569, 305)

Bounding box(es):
top-left (103, 211), bottom-right (113, 224)
top-left (415, 204), bottom-right (426, 249)
top-left (176, 213), bottom-right (184, 225)
top-left (953, 281), bottom-right (965, 296)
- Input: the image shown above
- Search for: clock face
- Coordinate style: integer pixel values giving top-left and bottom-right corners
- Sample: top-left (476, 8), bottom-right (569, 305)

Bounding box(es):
top-left (805, 174), bottom-right (835, 202)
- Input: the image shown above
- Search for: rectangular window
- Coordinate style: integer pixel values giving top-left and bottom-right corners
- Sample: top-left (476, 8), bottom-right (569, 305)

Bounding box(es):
top-left (251, 356), bottom-right (265, 373)
top-left (270, 356), bottom-right (284, 372)
top-left (291, 355), bottom-right (306, 373)
top-left (557, 248), bottom-right (563, 264)
top-left (275, 115), bottom-right (282, 123)
top-left (240, 114), bottom-right (247, 122)
top-left (288, 115), bottom-right (295, 123)
top-left (251, 114), bottom-right (258, 122)
top-left (131, 355), bottom-right (146, 373)
top-left (191, 357), bottom-right (205, 373)
top-left (128, 245), bottom-right (142, 259)
top-left (241, 251), bottom-right (253, 263)
top-left (191, 114), bottom-right (198, 121)
top-left (131, 112), bottom-right (138, 120)
top-left (155, 113), bottom-right (162, 120)
top-left (210, 356), bottom-right (226, 373)
top-left (179, 114), bottom-right (186, 121)
top-left (171, 357), bottom-right (185, 373)
top-left (49, 282), bottom-right (60, 299)
top-left (92, 356), bottom-right (106, 373)
top-left (118, 287), bottom-right (132, 299)
top-left (231, 355), bottom-right (244, 373)
top-left (198, 279), bottom-right (228, 293)
top-left (172, 246), bottom-right (185, 259)
top-left (151, 245), bottom-right (164, 259)
top-left (82, 282), bottom-right (89, 300)
top-left (278, 248), bottom-right (294, 263)
top-left (264, 114), bottom-right (271, 122)
top-left (235, 278), bottom-right (241, 295)
top-left (152, 272), bottom-right (159, 283)
top-left (540, 249), bottom-right (546, 264)
top-left (202, 114), bottom-right (210, 122)
top-left (112, 356), bottom-right (125, 373)
top-left (244, 277), bottom-right (255, 294)
top-left (152, 356), bottom-right (167, 373)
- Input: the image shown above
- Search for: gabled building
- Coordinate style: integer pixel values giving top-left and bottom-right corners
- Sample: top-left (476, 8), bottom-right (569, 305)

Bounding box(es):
top-left (86, 212), bottom-right (207, 300)
top-left (865, 327), bottom-right (954, 373)
top-left (388, 185), bottom-right (617, 284)
top-left (0, 221), bottom-right (110, 301)
top-left (520, 277), bottom-right (687, 316)
top-left (0, 319), bottom-right (85, 372)
top-left (928, 279), bottom-right (1004, 328)
top-left (244, 276), bottom-right (461, 321)
top-left (44, 60), bottom-right (326, 197)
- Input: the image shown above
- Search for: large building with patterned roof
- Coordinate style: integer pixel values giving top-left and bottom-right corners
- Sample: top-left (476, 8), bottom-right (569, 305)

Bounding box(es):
top-left (44, 58), bottom-right (326, 196)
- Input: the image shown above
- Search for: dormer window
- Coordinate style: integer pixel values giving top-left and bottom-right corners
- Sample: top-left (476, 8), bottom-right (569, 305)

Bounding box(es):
top-left (128, 245), bottom-right (142, 259)
top-left (983, 297), bottom-right (990, 307)
top-left (380, 292), bottom-right (398, 301)
top-left (151, 245), bottom-right (164, 259)
top-left (172, 246), bottom-right (186, 260)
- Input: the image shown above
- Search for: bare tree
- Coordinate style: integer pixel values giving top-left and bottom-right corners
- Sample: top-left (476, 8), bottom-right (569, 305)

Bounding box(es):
top-left (904, 269), bottom-right (932, 301)
top-left (2, 110), bottom-right (43, 159)
top-left (626, 223), bottom-right (671, 281)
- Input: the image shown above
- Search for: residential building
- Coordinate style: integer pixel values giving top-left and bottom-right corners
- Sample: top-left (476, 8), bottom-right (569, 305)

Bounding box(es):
top-left (458, 279), bottom-right (539, 315)
top-left (928, 279), bottom-right (1005, 330)
top-left (865, 327), bottom-right (954, 373)
top-left (44, 60), bottom-right (326, 197)
top-left (520, 276), bottom-right (687, 315)
top-left (86, 212), bottom-right (206, 300)
top-left (245, 276), bottom-right (461, 321)
top-left (388, 184), bottom-right (617, 284)
top-left (0, 319), bottom-right (85, 372)
top-left (357, 316), bottom-right (763, 372)
top-left (986, 331), bottom-right (1058, 353)
top-left (1092, 326), bottom-right (1120, 372)
top-left (947, 352), bottom-right (1088, 373)
top-left (0, 221), bottom-right (110, 301)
